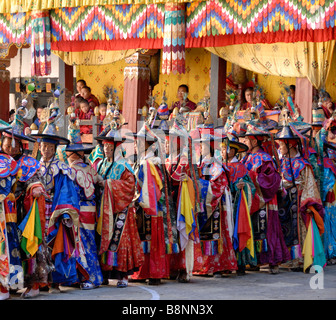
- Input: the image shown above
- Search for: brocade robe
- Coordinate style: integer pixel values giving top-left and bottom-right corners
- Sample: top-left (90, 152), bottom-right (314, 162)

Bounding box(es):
top-left (243, 149), bottom-right (290, 266)
top-left (97, 157), bottom-right (144, 280)
top-left (193, 158), bottom-right (237, 274)
top-left (278, 154), bottom-right (325, 270)
top-left (0, 153), bottom-right (22, 290)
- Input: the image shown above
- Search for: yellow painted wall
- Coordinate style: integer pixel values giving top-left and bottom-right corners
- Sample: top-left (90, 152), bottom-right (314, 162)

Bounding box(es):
top-left (76, 47), bottom-right (336, 114)
top-left (76, 59), bottom-right (126, 108)
top-left (153, 48), bottom-right (211, 107)
top-left (226, 61), bottom-right (296, 107)
top-left (326, 46), bottom-right (336, 101)
top-left (76, 48), bottom-right (211, 111)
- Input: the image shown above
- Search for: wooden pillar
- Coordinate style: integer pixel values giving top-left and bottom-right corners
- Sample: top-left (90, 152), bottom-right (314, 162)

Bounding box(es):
top-left (295, 77), bottom-right (313, 123)
top-left (122, 52), bottom-right (151, 133)
top-left (0, 44), bottom-right (17, 122)
top-left (0, 57), bottom-right (10, 122)
top-left (210, 53), bottom-right (226, 126)
top-left (58, 58), bottom-right (74, 137)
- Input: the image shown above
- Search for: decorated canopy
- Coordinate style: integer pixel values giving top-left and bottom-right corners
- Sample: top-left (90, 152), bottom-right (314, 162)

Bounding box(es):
top-left (0, 0), bottom-right (335, 88)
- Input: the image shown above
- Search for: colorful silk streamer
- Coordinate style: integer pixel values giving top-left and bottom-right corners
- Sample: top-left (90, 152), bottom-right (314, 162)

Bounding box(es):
top-left (19, 199), bottom-right (42, 257)
top-left (0, 203), bottom-right (9, 279)
top-left (302, 217), bottom-right (327, 273)
top-left (31, 11), bottom-right (51, 76)
top-left (139, 160), bottom-right (162, 216)
top-left (233, 189), bottom-right (254, 258)
top-left (162, 3), bottom-right (185, 75)
top-left (177, 177), bottom-right (197, 250)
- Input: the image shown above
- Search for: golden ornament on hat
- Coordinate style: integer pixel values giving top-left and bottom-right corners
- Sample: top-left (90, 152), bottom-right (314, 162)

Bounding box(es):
top-left (219, 106), bottom-right (228, 118)
top-left (30, 123), bottom-right (38, 130)
top-left (94, 106), bottom-right (100, 116)
top-left (142, 105), bottom-right (148, 117)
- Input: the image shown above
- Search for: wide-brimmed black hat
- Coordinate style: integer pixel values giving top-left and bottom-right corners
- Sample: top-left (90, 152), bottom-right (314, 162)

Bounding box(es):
top-left (124, 123), bottom-right (158, 143)
top-left (55, 117), bottom-right (94, 153)
top-left (244, 123), bottom-right (271, 137)
top-left (30, 120), bottom-right (70, 145)
top-left (215, 125), bottom-right (248, 152)
top-left (65, 143), bottom-right (95, 154)
top-left (95, 128), bottom-right (129, 143)
top-left (274, 125), bottom-right (300, 140)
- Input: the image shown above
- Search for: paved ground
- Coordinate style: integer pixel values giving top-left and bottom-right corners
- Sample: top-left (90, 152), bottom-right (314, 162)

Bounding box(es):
top-left (8, 264), bottom-right (336, 301)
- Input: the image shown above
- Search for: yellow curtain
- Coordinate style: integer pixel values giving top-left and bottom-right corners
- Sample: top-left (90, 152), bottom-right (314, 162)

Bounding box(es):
top-left (52, 49), bottom-right (137, 66)
top-left (326, 45), bottom-right (336, 101)
top-left (207, 41), bottom-right (335, 90)
top-left (1, 0), bottom-right (193, 13)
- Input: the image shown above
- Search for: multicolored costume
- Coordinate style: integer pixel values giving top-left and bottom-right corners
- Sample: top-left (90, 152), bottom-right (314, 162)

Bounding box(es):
top-left (276, 125), bottom-right (325, 272)
top-left (165, 119), bottom-right (201, 282)
top-left (0, 152), bottom-right (22, 296)
top-left (129, 123), bottom-right (179, 284)
top-left (31, 101), bottom-right (87, 287)
top-left (315, 121), bottom-right (336, 262)
top-left (1, 104), bottom-right (49, 298)
top-left (222, 125), bottom-right (257, 273)
top-left (242, 123), bottom-right (290, 269)
top-left (192, 129), bottom-right (237, 275)
top-left (10, 156), bottom-right (49, 291)
top-left (65, 117), bottom-right (103, 288)
top-left (95, 114), bottom-right (144, 287)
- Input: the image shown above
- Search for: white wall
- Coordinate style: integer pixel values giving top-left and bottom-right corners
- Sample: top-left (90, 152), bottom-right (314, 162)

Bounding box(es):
top-left (9, 47), bottom-right (60, 78)
top-left (8, 48), bottom-right (76, 111)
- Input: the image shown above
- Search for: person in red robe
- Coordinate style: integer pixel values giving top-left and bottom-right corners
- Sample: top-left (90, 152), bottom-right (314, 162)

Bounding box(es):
top-left (95, 118), bottom-right (144, 288)
top-left (241, 122), bottom-right (291, 273)
top-left (1, 110), bottom-right (46, 299)
top-left (321, 91), bottom-right (336, 119)
top-left (164, 121), bottom-right (202, 283)
top-left (241, 86), bottom-right (272, 112)
top-left (81, 86), bottom-right (100, 109)
top-left (170, 84), bottom-right (197, 113)
top-left (192, 128), bottom-right (238, 276)
top-left (78, 99), bottom-right (94, 135)
top-left (128, 123), bottom-right (179, 285)
top-left (219, 123), bottom-right (258, 276)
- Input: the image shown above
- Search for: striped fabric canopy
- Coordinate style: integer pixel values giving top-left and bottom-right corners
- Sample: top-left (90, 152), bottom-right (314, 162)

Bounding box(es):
top-left (1, 0), bottom-right (336, 76)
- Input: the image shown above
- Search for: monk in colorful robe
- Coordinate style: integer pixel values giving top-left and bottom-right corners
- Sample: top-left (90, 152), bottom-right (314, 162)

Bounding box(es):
top-left (1, 108), bottom-right (48, 298)
top-left (315, 118), bottom-right (336, 264)
top-left (129, 123), bottom-right (179, 285)
top-left (65, 119), bottom-right (103, 289)
top-left (192, 128), bottom-right (238, 276)
top-left (31, 112), bottom-right (87, 290)
top-left (0, 123), bottom-right (22, 300)
top-left (220, 124), bottom-right (257, 275)
top-left (276, 124), bottom-right (325, 272)
top-left (164, 121), bottom-right (202, 283)
top-left (241, 122), bottom-right (290, 274)
top-left (95, 118), bottom-right (144, 288)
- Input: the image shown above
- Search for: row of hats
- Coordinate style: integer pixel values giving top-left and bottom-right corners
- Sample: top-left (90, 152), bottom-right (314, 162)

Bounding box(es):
top-left (2, 86), bottom-right (332, 157)
top-left (25, 114), bottom-right (321, 152)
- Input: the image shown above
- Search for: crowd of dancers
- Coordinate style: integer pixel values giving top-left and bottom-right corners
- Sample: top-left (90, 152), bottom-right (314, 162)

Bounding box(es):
top-left (0, 84), bottom-right (335, 301)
